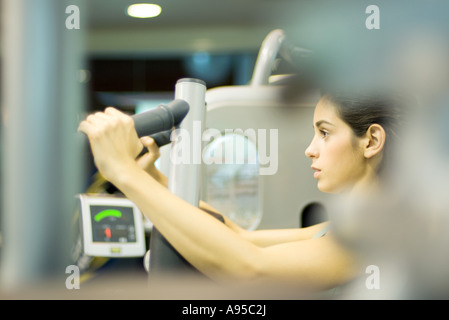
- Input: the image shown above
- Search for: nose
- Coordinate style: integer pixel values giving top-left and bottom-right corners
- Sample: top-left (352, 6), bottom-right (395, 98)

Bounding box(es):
top-left (305, 137), bottom-right (318, 159)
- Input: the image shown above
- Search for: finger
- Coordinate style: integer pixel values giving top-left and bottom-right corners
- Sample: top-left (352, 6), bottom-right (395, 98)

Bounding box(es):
top-left (77, 120), bottom-right (95, 135)
top-left (105, 106), bottom-right (135, 127)
top-left (140, 136), bottom-right (155, 148)
top-left (141, 136), bottom-right (160, 155)
top-left (104, 106), bottom-right (121, 116)
top-left (83, 111), bottom-right (109, 127)
top-left (104, 106), bottom-right (128, 120)
top-left (92, 111), bottom-right (110, 120)
top-left (78, 121), bottom-right (102, 143)
top-left (103, 107), bottom-right (125, 124)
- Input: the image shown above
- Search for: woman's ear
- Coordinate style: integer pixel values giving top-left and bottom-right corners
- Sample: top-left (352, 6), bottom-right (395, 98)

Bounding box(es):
top-left (363, 124), bottom-right (386, 159)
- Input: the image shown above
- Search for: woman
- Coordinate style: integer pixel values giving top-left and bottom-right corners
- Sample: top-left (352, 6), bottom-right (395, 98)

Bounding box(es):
top-left (78, 90), bottom-right (401, 290)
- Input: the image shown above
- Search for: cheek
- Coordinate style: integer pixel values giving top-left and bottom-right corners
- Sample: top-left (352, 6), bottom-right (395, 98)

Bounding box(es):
top-left (320, 139), bottom-right (364, 192)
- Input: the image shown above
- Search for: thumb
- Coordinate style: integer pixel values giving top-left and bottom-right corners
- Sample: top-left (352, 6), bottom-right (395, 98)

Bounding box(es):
top-left (141, 136), bottom-right (157, 150)
top-left (140, 135), bottom-right (154, 147)
top-left (140, 136), bottom-right (160, 158)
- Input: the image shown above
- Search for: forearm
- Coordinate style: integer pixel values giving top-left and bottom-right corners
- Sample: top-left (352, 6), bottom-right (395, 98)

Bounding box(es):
top-left (133, 154), bottom-right (330, 266)
top-left (113, 163), bottom-right (261, 281)
top-left (145, 170), bottom-right (245, 233)
top-left (243, 222), bottom-right (329, 247)
top-left (199, 202), bottom-right (329, 247)
top-left (143, 167), bottom-right (246, 235)
top-left (152, 168), bottom-right (168, 188)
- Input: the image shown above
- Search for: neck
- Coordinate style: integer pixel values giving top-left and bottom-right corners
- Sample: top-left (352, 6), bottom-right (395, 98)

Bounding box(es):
top-left (347, 166), bottom-right (381, 197)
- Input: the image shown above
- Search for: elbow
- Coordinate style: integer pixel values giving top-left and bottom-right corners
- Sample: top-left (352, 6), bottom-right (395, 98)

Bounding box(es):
top-left (202, 249), bottom-right (266, 284)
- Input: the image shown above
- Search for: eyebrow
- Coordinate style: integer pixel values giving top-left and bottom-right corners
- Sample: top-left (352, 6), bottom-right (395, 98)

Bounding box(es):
top-left (314, 120), bottom-right (335, 128)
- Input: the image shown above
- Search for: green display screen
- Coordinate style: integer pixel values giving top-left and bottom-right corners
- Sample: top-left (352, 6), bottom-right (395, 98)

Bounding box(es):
top-left (89, 205), bottom-right (137, 243)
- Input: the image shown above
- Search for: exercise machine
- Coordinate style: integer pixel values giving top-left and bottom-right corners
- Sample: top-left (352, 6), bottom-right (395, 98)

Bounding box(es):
top-left (203, 29), bottom-right (330, 231)
top-left (75, 79), bottom-right (208, 281)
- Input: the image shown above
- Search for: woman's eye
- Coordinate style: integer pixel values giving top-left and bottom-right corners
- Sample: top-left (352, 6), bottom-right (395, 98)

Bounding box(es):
top-left (320, 130), bottom-right (329, 138)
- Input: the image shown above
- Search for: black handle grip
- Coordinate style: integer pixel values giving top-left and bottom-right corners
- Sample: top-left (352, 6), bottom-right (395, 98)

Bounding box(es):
top-left (132, 99), bottom-right (189, 153)
top-left (149, 130), bottom-right (172, 147)
top-left (131, 99), bottom-right (189, 139)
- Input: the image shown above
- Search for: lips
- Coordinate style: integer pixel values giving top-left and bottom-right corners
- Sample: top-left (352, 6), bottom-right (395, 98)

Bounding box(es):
top-left (311, 166), bottom-right (321, 179)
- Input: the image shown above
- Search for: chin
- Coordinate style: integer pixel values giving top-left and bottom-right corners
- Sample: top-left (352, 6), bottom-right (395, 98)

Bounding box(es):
top-left (317, 183), bottom-right (329, 193)
top-left (317, 182), bottom-right (338, 194)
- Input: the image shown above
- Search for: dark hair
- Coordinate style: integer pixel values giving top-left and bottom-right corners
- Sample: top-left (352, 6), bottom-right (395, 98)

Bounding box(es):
top-left (323, 90), bottom-right (406, 173)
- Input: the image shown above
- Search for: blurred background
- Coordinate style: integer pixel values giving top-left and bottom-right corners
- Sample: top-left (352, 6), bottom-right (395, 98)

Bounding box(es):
top-left (1, 0), bottom-right (449, 299)
top-left (84, 0), bottom-right (284, 109)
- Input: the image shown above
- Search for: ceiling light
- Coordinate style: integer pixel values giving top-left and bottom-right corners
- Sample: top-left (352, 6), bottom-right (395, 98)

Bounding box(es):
top-left (127, 3), bottom-right (161, 18)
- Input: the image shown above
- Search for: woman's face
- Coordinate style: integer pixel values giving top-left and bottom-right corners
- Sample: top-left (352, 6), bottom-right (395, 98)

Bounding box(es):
top-left (305, 98), bottom-right (371, 194)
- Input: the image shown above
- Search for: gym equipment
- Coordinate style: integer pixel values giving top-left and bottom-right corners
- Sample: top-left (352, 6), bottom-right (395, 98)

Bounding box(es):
top-left (76, 98), bottom-right (190, 258)
top-left (203, 29), bottom-right (330, 231)
top-left (75, 78), bottom-right (208, 280)
top-left (78, 194), bottom-right (146, 258)
top-left (76, 29), bottom-right (328, 283)
top-left (146, 30), bottom-right (328, 280)
top-left (132, 99), bottom-right (189, 144)
top-left (147, 78), bottom-right (208, 277)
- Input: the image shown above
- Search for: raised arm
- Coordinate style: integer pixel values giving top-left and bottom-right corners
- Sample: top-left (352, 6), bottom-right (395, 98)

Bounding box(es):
top-left (78, 107), bottom-right (360, 289)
